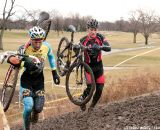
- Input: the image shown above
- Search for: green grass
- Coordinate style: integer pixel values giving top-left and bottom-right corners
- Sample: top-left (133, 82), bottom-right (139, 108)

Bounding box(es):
top-left (1, 30), bottom-right (160, 125)
top-left (2, 30), bottom-right (160, 50)
top-left (1, 30), bottom-right (160, 97)
top-left (1, 30), bottom-right (160, 79)
top-left (103, 46), bottom-right (160, 66)
top-left (4, 30), bottom-right (28, 38)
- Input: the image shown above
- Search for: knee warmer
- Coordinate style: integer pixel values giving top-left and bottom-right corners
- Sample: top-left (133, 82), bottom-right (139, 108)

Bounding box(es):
top-left (34, 90), bottom-right (45, 113)
top-left (22, 89), bottom-right (31, 98)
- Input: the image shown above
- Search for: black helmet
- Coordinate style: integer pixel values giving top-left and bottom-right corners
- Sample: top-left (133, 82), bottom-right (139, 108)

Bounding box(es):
top-left (87, 19), bottom-right (99, 29)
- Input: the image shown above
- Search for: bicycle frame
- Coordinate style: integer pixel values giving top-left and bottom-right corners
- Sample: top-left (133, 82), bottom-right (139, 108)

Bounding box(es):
top-left (3, 65), bottom-right (15, 86)
top-left (58, 25), bottom-right (96, 106)
top-left (65, 45), bottom-right (85, 85)
top-left (1, 64), bottom-right (19, 112)
top-left (1, 53), bottom-right (40, 112)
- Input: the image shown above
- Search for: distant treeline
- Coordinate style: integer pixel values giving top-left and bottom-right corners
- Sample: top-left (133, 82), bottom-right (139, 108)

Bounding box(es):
top-left (0, 9), bottom-right (160, 33)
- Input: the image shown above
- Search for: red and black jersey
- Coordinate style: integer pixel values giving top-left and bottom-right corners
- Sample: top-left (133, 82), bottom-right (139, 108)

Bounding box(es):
top-left (80, 33), bottom-right (110, 64)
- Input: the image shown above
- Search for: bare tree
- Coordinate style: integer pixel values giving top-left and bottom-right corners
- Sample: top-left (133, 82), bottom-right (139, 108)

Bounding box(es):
top-left (154, 16), bottom-right (160, 38)
top-left (50, 9), bottom-right (63, 36)
top-left (138, 10), bottom-right (157, 45)
top-left (129, 10), bottom-right (141, 43)
top-left (27, 9), bottom-right (41, 26)
top-left (115, 17), bottom-right (125, 31)
top-left (54, 16), bottom-right (64, 36)
top-left (71, 13), bottom-right (81, 31)
top-left (99, 21), bottom-right (116, 31)
top-left (12, 10), bottom-right (29, 29)
top-left (63, 18), bottom-right (72, 31)
top-left (0, 0), bottom-right (16, 50)
top-left (79, 16), bottom-right (92, 31)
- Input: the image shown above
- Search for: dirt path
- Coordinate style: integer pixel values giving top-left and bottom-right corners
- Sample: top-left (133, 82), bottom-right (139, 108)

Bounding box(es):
top-left (11, 91), bottom-right (160, 130)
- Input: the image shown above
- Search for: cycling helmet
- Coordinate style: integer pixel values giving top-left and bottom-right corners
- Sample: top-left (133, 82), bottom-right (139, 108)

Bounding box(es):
top-left (29, 26), bottom-right (45, 39)
top-left (87, 19), bottom-right (99, 29)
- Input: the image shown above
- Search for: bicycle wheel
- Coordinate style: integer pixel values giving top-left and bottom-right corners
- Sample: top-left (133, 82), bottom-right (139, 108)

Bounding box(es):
top-left (57, 37), bottom-right (70, 76)
top-left (66, 62), bottom-right (96, 106)
top-left (1, 65), bottom-right (19, 112)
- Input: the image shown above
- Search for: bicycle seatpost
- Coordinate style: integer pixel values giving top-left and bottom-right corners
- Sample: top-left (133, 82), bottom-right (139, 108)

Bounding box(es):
top-left (68, 25), bottom-right (76, 42)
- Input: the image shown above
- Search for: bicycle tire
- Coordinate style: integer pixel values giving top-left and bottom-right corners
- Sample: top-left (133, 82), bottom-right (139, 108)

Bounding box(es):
top-left (66, 62), bottom-right (96, 106)
top-left (1, 65), bottom-right (19, 112)
top-left (57, 37), bottom-right (70, 76)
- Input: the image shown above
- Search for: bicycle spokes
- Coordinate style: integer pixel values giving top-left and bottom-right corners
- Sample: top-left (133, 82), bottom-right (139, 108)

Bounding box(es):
top-left (1, 66), bottom-right (19, 112)
top-left (59, 45), bottom-right (69, 57)
top-left (66, 62), bottom-right (95, 106)
top-left (66, 64), bottom-right (88, 101)
top-left (75, 65), bottom-right (83, 85)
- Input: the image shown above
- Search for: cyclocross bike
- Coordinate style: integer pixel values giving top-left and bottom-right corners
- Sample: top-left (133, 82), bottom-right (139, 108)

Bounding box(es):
top-left (1, 52), bottom-right (41, 112)
top-left (57, 25), bottom-right (96, 106)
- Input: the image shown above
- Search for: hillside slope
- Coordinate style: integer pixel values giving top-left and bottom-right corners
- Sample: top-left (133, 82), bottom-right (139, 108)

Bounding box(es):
top-left (12, 91), bottom-right (160, 130)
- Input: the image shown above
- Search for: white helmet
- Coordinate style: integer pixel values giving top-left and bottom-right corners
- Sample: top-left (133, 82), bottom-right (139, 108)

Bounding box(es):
top-left (29, 26), bottom-right (45, 39)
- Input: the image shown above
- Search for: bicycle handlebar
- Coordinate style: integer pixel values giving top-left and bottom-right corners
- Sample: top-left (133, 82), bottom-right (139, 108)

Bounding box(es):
top-left (73, 44), bottom-right (110, 51)
top-left (1, 51), bottom-right (40, 64)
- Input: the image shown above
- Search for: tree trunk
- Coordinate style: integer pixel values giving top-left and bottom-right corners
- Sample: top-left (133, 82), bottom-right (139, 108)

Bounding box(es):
top-left (133, 32), bottom-right (137, 43)
top-left (0, 30), bottom-right (4, 50)
top-left (145, 36), bottom-right (149, 45)
top-left (57, 30), bottom-right (59, 36)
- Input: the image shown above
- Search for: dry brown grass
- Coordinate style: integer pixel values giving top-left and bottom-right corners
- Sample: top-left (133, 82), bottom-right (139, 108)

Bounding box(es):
top-left (7, 66), bottom-right (160, 127)
top-left (1, 30), bottom-right (160, 127)
top-left (101, 66), bottom-right (160, 103)
top-left (0, 103), bottom-right (10, 129)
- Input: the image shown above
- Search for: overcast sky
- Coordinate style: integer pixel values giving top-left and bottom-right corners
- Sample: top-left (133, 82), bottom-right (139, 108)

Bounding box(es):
top-left (1, 0), bottom-right (160, 22)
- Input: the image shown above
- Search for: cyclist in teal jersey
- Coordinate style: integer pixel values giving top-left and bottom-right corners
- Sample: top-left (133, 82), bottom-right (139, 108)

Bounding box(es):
top-left (18, 26), bottom-right (60, 130)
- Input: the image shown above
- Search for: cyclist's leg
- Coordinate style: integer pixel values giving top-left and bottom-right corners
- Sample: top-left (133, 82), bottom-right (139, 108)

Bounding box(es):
top-left (79, 83), bottom-right (92, 111)
top-left (20, 84), bottom-right (33, 130)
top-left (34, 90), bottom-right (45, 113)
top-left (31, 77), bottom-right (45, 123)
top-left (79, 71), bottom-right (92, 111)
top-left (31, 90), bottom-right (45, 123)
top-left (80, 71), bottom-right (93, 100)
top-left (90, 83), bottom-right (104, 108)
top-left (90, 74), bottom-right (105, 108)
top-left (80, 84), bottom-right (92, 100)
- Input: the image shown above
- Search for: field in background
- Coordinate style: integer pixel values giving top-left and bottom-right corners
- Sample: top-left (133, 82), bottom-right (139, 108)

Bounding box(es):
top-left (0, 30), bottom-right (160, 127)
top-left (2, 30), bottom-right (160, 50)
top-left (102, 66), bottom-right (160, 103)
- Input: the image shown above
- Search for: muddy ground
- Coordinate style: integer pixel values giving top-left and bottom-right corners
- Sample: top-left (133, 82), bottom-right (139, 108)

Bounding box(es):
top-left (11, 91), bottom-right (160, 130)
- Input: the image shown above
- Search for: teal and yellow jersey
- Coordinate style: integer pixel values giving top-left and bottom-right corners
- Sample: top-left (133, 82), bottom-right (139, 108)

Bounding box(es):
top-left (21, 41), bottom-right (56, 70)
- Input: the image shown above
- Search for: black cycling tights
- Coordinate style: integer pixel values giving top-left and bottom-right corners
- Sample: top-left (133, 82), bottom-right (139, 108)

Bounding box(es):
top-left (90, 83), bottom-right (104, 107)
top-left (82, 83), bottom-right (104, 107)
